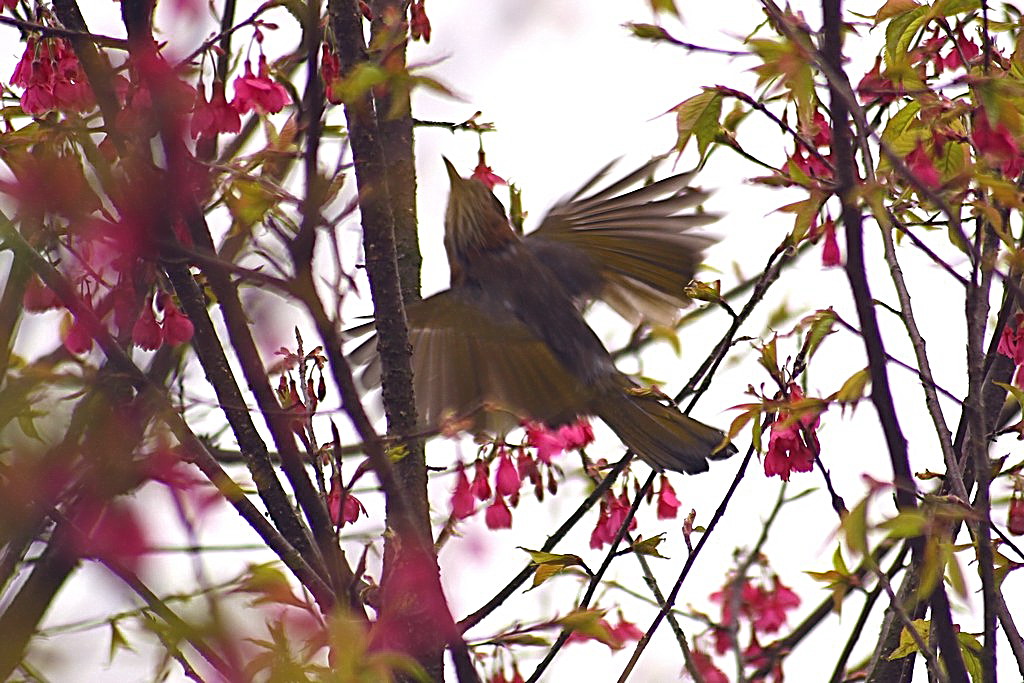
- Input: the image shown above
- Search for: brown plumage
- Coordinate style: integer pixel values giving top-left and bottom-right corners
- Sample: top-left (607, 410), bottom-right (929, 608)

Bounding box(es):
top-left (354, 157), bottom-right (735, 473)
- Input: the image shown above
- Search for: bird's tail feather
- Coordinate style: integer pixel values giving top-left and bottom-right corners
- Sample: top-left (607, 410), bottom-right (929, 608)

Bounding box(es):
top-left (595, 392), bottom-right (735, 474)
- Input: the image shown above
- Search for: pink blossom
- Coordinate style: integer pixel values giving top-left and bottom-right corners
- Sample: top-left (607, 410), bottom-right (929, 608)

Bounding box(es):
top-left (821, 218), bottom-right (841, 268)
top-left (789, 146), bottom-right (832, 179)
top-left (557, 419), bottom-right (594, 450)
top-left (70, 499), bottom-right (149, 573)
top-left (972, 110), bottom-right (1023, 177)
top-left (232, 55), bottom-right (289, 114)
top-left (752, 577), bottom-right (801, 633)
top-left (906, 141), bottom-right (941, 189)
top-left (590, 491), bottom-right (637, 548)
top-left (590, 501), bottom-right (611, 549)
top-left (23, 275), bottom-right (61, 312)
top-left (21, 82), bottom-right (56, 116)
top-left (764, 421), bottom-right (816, 481)
top-left (611, 618), bottom-right (644, 643)
top-left (998, 313), bottom-right (1024, 366)
top-left (321, 46), bottom-right (342, 105)
top-left (133, 304), bottom-right (164, 350)
top-left (712, 627), bottom-right (733, 655)
top-left (856, 56), bottom-right (899, 105)
top-left (485, 495), bottom-right (512, 529)
top-left (692, 649), bottom-right (729, 683)
top-left (410, 1), bottom-right (431, 42)
top-left (808, 110), bottom-right (831, 147)
top-left (471, 459), bottom-right (492, 500)
top-left (327, 476), bottom-right (366, 527)
top-left (450, 463), bottom-right (475, 519)
top-left (63, 316), bottom-right (93, 354)
top-left (191, 80), bottom-right (241, 138)
top-left (656, 475), bottom-right (681, 519)
top-left (161, 296), bottom-right (194, 346)
top-left (525, 422), bottom-right (566, 463)
top-left (471, 153), bottom-right (506, 190)
top-left (494, 450), bottom-right (520, 497)
top-left (1010, 488), bottom-right (1024, 536)
top-left (942, 36), bottom-right (980, 70)
top-left (763, 384), bottom-right (820, 482)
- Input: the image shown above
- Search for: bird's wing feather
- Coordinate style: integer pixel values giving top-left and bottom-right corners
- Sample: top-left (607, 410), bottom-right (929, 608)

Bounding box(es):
top-left (527, 160), bottom-right (719, 325)
top-left (348, 291), bottom-right (591, 436)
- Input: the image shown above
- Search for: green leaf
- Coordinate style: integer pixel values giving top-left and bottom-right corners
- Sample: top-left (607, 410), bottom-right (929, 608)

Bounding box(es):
top-left (649, 0), bottom-right (681, 17)
top-left (558, 609), bottom-right (619, 649)
top-left (879, 100), bottom-right (921, 147)
top-left (778, 193), bottom-right (825, 243)
top-left (627, 22), bottom-right (671, 42)
top-left (930, 0), bottom-right (982, 18)
top-left (887, 619), bottom-right (931, 659)
top-left (17, 413), bottom-right (43, 442)
top-left (630, 534), bottom-right (669, 559)
top-left (531, 563), bottom-right (565, 588)
top-left (804, 546), bottom-right (853, 614)
top-left (684, 279), bottom-right (722, 304)
top-left (946, 545), bottom-right (968, 600)
top-left (519, 547), bottom-right (586, 588)
top-left (878, 510), bottom-right (927, 538)
top-left (801, 308), bottom-right (836, 361)
top-left (225, 179), bottom-right (276, 234)
top-left (520, 548), bottom-right (585, 568)
top-left (108, 620), bottom-right (134, 663)
top-left (648, 325), bottom-right (682, 356)
top-left (488, 633), bottom-right (551, 647)
top-left (674, 90), bottom-right (723, 157)
top-left (759, 335), bottom-right (780, 379)
top-left (835, 368), bottom-right (871, 409)
top-left (871, 0), bottom-right (921, 24)
top-left (957, 632), bottom-right (985, 682)
top-left (833, 544), bottom-right (850, 575)
top-left (842, 496), bottom-right (870, 557)
top-left (725, 406), bottom-right (759, 443)
top-left (885, 6), bottom-right (928, 65)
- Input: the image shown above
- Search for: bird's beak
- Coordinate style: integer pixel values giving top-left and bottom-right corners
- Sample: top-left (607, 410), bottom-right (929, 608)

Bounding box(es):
top-left (442, 157), bottom-right (461, 186)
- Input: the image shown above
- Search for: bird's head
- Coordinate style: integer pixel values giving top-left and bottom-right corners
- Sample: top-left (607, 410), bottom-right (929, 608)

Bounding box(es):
top-left (442, 157), bottom-right (516, 267)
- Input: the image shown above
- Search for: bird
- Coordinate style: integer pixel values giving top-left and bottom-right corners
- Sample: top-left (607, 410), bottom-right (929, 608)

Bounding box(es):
top-left (352, 156), bottom-right (735, 473)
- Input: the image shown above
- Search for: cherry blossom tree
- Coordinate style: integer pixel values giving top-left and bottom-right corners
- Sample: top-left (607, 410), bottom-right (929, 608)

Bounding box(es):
top-left (0, 0), bottom-right (1023, 682)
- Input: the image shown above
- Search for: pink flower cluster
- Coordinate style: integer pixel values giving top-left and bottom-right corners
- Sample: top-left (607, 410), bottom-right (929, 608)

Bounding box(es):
top-left (707, 575), bottom-right (801, 679)
top-left (449, 420), bottom-right (592, 529)
top-left (913, 30), bottom-right (980, 76)
top-left (451, 448), bottom-right (520, 529)
top-left (998, 313), bottom-right (1024, 386)
top-left (1010, 483), bottom-right (1024, 536)
top-left (906, 141), bottom-right (941, 190)
top-left (763, 384), bottom-right (820, 482)
top-left (590, 489), bottom-right (637, 548)
top-left (972, 110), bottom-right (1024, 178)
top-left (589, 475), bottom-right (682, 548)
top-left (524, 419), bottom-right (593, 463)
top-left (131, 293), bottom-right (195, 351)
top-left (190, 55), bottom-right (288, 140)
top-left (11, 38), bottom-right (94, 115)
top-left (787, 111), bottom-right (833, 182)
top-left (564, 615), bottom-right (644, 649)
top-left (410, 1), bottom-right (431, 42)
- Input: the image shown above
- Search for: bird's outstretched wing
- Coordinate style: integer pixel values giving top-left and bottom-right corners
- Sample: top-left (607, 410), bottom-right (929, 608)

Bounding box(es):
top-left (348, 291), bottom-right (591, 436)
top-left (526, 159), bottom-right (718, 325)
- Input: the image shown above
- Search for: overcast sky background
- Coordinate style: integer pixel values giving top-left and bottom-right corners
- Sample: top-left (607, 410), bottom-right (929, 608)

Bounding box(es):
top-left (2, 0), bottom-right (1021, 680)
